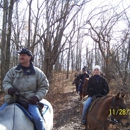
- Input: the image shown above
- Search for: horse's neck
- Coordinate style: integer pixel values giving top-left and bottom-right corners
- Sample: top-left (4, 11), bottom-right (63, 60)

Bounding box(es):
top-left (0, 105), bottom-right (34, 130)
top-left (98, 96), bottom-right (113, 118)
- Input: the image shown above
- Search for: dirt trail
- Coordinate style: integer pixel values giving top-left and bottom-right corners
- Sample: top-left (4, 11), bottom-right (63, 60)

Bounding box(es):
top-left (52, 84), bottom-right (84, 130)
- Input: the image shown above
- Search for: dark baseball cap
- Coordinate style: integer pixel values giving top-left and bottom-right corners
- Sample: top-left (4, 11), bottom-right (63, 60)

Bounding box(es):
top-left (18, 48), bottom-right (33, 56)
top-left (82, 67), bottom-right (87, 71)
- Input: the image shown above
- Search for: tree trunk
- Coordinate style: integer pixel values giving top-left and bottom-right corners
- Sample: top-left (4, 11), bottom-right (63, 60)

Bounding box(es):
top-left (1, 0), bottom-right (8, 90)
top-left (66, 42), bottom-right (71, 79)
top-left (43, 54), bottom-right (53, 82)
top-left (1, 0), bottom-right (15, 91)
top-left (28, 0), bottom-right (32, 48)
top-left (5, 0), bottom-right (15, 72)
top-left (71, 48), bottom-right (75, 72)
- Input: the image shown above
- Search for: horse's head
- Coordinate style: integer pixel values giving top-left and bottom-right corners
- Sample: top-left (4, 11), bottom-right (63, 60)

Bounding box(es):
top-left (111, 92), bottom-right (130, 127)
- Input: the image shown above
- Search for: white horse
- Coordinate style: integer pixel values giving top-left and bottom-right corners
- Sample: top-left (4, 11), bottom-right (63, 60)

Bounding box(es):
top-left (0, 99), bottom-right (53, 130)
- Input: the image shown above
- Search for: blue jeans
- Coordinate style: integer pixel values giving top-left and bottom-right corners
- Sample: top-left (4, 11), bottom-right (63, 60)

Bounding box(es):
top-left (0, 102), bottom-right (8, 110)
top-left (78, 83), bottom-right (82, 92)
top-left (81, 97), bottom-right (92, 123)
top-left (0, 102), bottom-right (44, 130)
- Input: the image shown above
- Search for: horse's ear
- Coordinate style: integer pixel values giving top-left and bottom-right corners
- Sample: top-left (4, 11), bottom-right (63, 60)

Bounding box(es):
top-left (121, 92), bottom-right (126, 98)
top-left (115, 92), bottom-right (120, 100)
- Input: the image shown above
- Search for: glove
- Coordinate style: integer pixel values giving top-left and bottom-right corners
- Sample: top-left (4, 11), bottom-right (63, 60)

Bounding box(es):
top-left (8, 87), bottom-right (17, 96)
top-left (29, 96), bottom-right (39, 104)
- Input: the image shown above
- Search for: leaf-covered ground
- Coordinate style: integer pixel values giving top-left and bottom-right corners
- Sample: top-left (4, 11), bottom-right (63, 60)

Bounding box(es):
top-left (51, 84), bottom-right (84, 130)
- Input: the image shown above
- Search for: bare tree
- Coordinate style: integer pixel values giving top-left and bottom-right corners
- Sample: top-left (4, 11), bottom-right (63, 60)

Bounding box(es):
top-left (0, 0), bottom-right (90, 82)
top-left (86, 6), bottom-right (124, 80)
top-left (81, 1), bottom-right (130, 92)
top-left (1, 0), bottom-right (16, 90)
top-left (27, 0), bottom-right (32, 48)
top-left (31, 0), bottom-right (91, 81)
top-left (66, 27), bottom-right (76, 79)
top-left (1, 0), bottom-right (8, 89)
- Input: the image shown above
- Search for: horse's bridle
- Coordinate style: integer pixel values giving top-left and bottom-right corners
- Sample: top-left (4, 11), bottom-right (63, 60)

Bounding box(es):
top-left (89, 96), bottom-right (124, 130)
top-left (109, 96), bottom-right (128, 124)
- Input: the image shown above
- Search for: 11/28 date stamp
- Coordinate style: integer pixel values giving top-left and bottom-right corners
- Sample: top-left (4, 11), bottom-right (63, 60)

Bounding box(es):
top-left (109, 108), bottom-right (130, 116)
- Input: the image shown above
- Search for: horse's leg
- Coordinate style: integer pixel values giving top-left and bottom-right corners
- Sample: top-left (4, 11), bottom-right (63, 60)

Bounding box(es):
top-left (82, 92), bottom-right (85, 99)
top-left (80, 93), bottom-right (82, 100)
top-left (81, 93), bottom-right (83, 100)
top-left (80, 84), bottom-right (83, 100)
top-left (76, 84), bottom-right (78, 93)
top-left (82, 89), bottom-right (85, 100)
top-left (80, 89), bottom-right (83, 100)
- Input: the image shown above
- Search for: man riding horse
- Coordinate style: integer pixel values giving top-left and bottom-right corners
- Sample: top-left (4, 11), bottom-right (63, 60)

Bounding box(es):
top-left (78, 66), bottom-right (89, 94)
top-left (81, 65), bottom-right (109, 125)
top-left (0, 48), bottom-right (49, 130)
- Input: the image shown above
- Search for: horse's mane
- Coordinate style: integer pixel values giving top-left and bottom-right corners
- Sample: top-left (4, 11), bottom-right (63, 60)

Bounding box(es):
top-left (96, 95), bottom-right (125, 110)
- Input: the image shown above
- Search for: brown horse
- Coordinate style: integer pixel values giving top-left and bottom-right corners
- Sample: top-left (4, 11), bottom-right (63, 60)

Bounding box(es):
top-left (79, 78), bottom-right (89, 100)
top-left (84, 93), bottom-right (130, 130)
top-left (72, 74), bottom-right (82, 93)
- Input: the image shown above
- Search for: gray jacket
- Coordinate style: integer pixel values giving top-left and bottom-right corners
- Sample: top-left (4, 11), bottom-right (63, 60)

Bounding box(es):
top-left (2, 63), bottom-right (49, 103)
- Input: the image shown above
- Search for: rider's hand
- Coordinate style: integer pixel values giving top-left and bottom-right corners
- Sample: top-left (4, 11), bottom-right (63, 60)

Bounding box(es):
top-left (8, 87), bottom-right (17, 97)
top-left (29, 96), bottom-right (39, 104)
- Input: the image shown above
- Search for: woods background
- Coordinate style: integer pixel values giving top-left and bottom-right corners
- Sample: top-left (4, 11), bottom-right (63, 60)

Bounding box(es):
top-left (0, 0), bottom-right (130, 97)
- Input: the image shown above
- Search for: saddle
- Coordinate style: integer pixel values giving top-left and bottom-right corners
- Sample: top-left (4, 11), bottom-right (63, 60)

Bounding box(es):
top-left (8, 99), bottom-right (29, 110)
top-left (88, 96), bottom-right (101, 112)
top-left (8, 99), bottom-right (44, 116)
top-left (90, 94), bottom-right (103, 105)
top-left (89, 94), bottom-right (104, 111)
top-left (81, 94), bottom-right (104, 114)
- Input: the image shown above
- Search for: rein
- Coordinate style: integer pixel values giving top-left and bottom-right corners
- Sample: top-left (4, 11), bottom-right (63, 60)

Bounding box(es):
top-left (14, 87), bottom-right (28, 101)
top-left (11, 88), bottom-right (28, 130)
top-left (12, 99), bottom-right (16, 130)
top-left (11, 87), bottom-right (44, 129)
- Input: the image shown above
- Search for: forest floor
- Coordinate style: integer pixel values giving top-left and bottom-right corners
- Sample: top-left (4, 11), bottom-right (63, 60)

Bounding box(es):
top-left (50, 83), bottom-right (83, 130)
